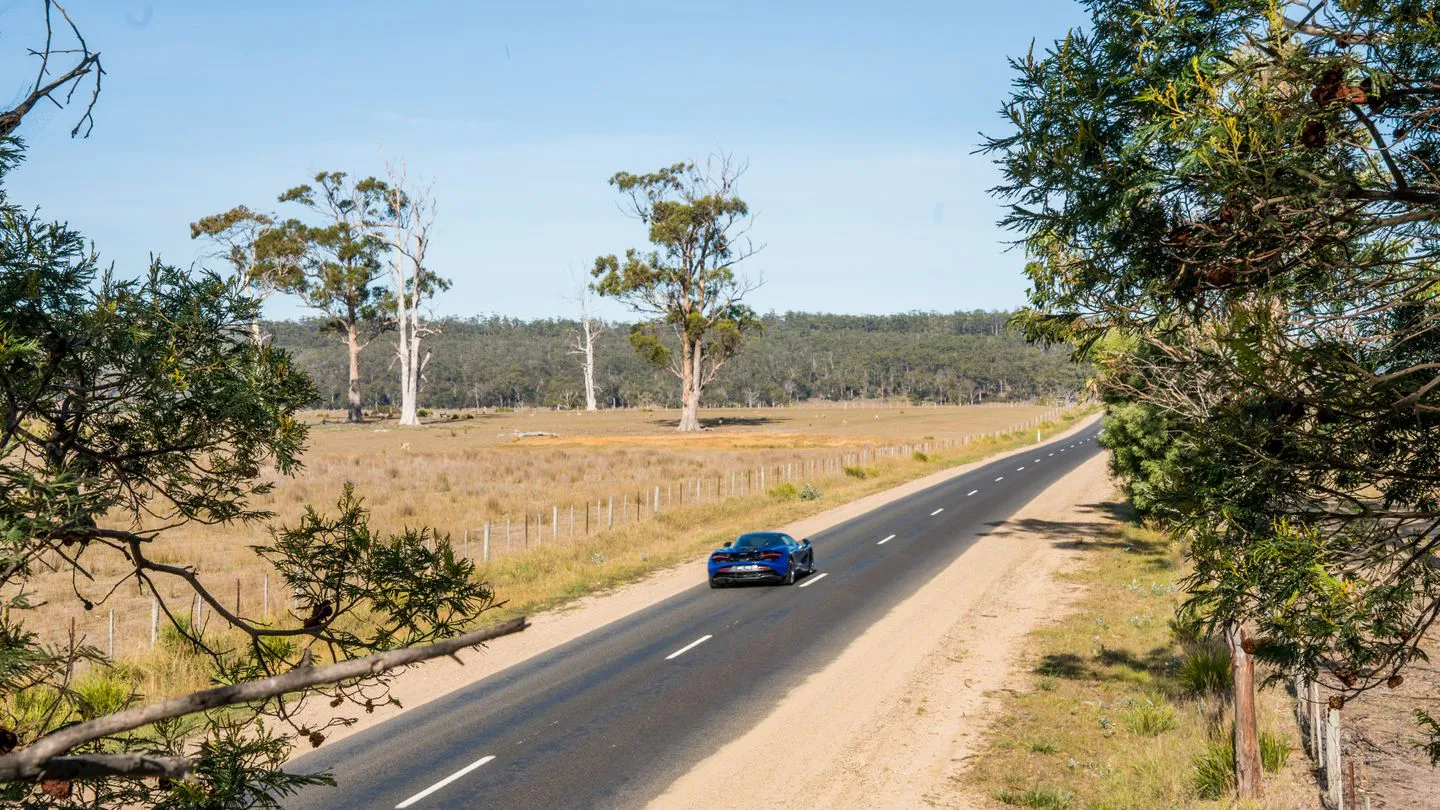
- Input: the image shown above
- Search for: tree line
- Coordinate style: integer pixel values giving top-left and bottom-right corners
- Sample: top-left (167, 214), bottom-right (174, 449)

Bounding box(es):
top-left (266, 309), bottom-right (1089, 411)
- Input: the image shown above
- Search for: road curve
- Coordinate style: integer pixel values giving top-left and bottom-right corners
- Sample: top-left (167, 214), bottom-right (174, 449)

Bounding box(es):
top-left (289, 424), bottom-right (1105, 809)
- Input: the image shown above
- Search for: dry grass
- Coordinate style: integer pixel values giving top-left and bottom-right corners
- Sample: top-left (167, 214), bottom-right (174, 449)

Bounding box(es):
top-left (24, 402), bottom-right (1081, 690)
top-left (963, 523), bottom-right (1317, 809)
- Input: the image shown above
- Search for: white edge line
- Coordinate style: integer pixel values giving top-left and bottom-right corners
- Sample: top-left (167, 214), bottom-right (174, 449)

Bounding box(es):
top-left (798, 572), bottom-right (829, 588)
top-left (666, 634), bottom-right (713, 660)
top-left (967, 489), bottom-right (978, 496)
top-left (930, 508), bottom-right (944, 516)
top-left (877, 534), bottom-right (896, 545)
top-left (395, 755), bottom-right (496, 809)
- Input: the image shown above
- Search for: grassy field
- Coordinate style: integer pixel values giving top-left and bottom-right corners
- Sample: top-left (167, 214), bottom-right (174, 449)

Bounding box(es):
top-left (27, 402), bottom-right (1077, 668)
top-left (964, 521), bottom-right (1316, 809)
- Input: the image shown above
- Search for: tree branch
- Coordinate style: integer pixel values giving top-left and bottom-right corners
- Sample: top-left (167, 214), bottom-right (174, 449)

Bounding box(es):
top-left (0, 617), bottom-right (528, 781)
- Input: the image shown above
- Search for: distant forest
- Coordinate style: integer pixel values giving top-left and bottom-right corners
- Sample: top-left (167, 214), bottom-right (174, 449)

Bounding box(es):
top-left (266, 310), bottom-right (1089, 410)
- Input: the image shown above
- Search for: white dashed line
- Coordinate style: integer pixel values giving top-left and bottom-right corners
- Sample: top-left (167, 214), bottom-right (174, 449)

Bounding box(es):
top-left (995, 476), bottom-right (1005, 482)
top-left (395, 755), bottom-right (496, 809)
top-left (878, 534), bottom-right (896, 545)
top-left (666, 635), bottom-right (713, 660)
top-left (1048, 453), bottom-right (1054, 457)
top-left (1017, 466), bottom-right (1025, 471)
top-left (967, 490), bottom-right (979, 497)
top-left (798, 572), bottom-right (828, 588)
top-left (1034, 459), bottom-right (1041, 463)
top-left (930, 508), bottom-right (944, 516)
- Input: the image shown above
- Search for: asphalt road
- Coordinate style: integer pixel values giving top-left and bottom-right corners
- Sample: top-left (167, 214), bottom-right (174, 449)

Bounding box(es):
top-left (289, 423), bottom-right (1105, 810)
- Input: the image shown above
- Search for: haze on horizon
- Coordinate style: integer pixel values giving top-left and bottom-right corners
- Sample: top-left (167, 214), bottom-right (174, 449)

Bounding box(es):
top-left (1, 0), bottom-right (1087, 322)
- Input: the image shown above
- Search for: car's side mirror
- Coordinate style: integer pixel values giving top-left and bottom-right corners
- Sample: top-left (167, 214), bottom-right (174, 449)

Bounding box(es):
top-left (723, 541), bottom-right (732, 548)
top-left (802, 538), bottom-right (811, 546)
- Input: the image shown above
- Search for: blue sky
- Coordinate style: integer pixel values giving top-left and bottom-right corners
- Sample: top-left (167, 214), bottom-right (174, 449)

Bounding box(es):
top-left (3, 1), bottom-right (1088, 321)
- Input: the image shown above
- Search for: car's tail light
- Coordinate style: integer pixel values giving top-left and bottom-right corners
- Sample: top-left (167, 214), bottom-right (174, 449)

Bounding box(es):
top-left (711, 553), bottom-right (732, 563)
top-left (759, 551), bottom-right (783, 560)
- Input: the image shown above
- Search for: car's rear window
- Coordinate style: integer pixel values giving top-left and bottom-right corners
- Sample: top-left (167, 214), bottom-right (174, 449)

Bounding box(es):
top-left (733, 533), bottom-right (781, 548)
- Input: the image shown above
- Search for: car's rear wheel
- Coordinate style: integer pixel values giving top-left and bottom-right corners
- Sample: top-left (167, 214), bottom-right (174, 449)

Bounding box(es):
top-left (781, 561), bottom-right (796, 586)
top-left (709, 578), bottom-right (723, 589)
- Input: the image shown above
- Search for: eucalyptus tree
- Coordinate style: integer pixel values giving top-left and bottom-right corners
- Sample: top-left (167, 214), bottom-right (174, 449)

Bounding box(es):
top-left (278, 172), bottom-right (393, 422)
top-left (189, 205), bottom-right (305, 344)
top-left (592, 156), bottom-right (762, 431)
top-left (989, 0), bottom-right (1440, 785)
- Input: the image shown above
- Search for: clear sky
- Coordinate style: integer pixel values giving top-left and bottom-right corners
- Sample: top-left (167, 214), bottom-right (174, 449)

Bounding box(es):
top-left (3, 0), bottom-right (1088, 322)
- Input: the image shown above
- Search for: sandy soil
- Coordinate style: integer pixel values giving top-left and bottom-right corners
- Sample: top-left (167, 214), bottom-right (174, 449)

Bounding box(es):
top-left (290, 414), bottom-right (1103, 751)
top-left (1332, 641), bottom-right (1440, 808)
top-left (648, 453), bottom-right (1115, 810)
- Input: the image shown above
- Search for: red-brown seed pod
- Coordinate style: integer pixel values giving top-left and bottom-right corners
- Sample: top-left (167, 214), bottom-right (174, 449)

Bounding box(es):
top-left (1387, 675), bottom-right (1405, 689)
top-left (40, 779), bottom-right (72, 799)
top-left (309, 732), bottom-right (325, 748)
top-left (1328, 694), bottom-right (1345, 710)
top-left (0, 727), bottom-right (16, 755)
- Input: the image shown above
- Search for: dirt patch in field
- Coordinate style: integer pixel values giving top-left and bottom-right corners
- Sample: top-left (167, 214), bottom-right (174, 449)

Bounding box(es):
top-left (649, 452), bottom-right (1115, 810)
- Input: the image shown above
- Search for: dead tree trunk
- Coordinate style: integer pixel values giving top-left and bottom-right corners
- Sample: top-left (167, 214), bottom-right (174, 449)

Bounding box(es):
top-left (385, 165), bottom-right (439, 427)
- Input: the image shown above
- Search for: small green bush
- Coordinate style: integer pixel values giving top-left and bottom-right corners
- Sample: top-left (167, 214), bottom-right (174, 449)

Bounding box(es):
top-left (768, 482), bottom-right (800, 499)
top-left (912, 450), bottom-right (930, 462)
top-left (1192, 738), bottom-right (1234, 799)
top-left (994, 786), bottom-right (1074, 809)
top-left (1178, 642), bottom-right (1232, 695)
top-left (417, 407), bottom-right (431, 417)
top-left (1028, 740), bottom-right (1058, 754)
top-left (72, 671), bottom-right (136, 720)
top-left (798, 483), bottom-right (822, 501)
top-left (1035, 676), bottom-right (1059, 691)
top-left (1120, 699), bottom-right (1176, 736)
top-left (844, 465), bottom-right (879, 479)
top-left (1260, 731), bottom-right (1291, 773)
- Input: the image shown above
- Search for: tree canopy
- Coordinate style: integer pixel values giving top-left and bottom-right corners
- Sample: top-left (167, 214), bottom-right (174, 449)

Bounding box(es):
top-left (988, 0), bottom-right (1440, 781)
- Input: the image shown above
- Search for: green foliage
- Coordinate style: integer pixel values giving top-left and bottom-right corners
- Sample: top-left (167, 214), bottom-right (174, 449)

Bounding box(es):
top-left (912, 450), bottom-right (930, 462)
top-left (1259, 731), bottom-right (1290, 773)
top-left (0, 134), bottom-right (495, 805)
top-left (72, 670), bottom-right (138, 721)
top-left (1178, 643), bottom-right (1232, 696)
top-left (797, 483), bottom-right (822, 501)
top-left (843, 466), bottom-right (878, 480)
top-left (1191, 738), bottom-right (1235, 800)
top-left (990, 0), bottom-right (1440, 756)
top-left (767, 483), bottom-right (799, 500)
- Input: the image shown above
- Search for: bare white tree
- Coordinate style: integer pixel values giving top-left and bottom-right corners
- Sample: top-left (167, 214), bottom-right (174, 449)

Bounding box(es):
top-left (383, 163), bottom-right (447, 427)
top-left (567, 280), bottom-right (605, 412)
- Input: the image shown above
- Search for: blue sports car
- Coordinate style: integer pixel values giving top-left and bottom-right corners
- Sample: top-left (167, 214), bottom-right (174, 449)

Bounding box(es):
top-left (708, 531), bottom-right (815, 588)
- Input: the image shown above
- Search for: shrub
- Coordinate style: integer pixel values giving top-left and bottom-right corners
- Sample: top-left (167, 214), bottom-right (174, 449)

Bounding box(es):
top-left (1036, 676), bottom-right (1059, 691)
top-left (72, 671), bottom-right (136, 720)
top-left (1120, 699), bottom-right (1176, 736)
top-left (912, 450), bottom-right (930, 462)
top-left (1192, 738), bottom-right (1234, 799)
top-left (768, 483), bottom-right (799, 500)
top-left (994, 787), bottom-right (1074, 809)
top-left (844, 465), bottom-right (879, 479)
top-left (1178, 642), bottom-right (1232, 695)
top-left (417, 407), bottom-right (431, 417)
top-left (798, 483), bottom-right (822, 501)
top-left (1260, 731), bottom-right (1291, 773)
top-left (1028, 740), bottom-right (1058, 754)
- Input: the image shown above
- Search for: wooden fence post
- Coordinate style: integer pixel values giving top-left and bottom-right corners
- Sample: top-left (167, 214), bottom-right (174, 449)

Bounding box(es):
top-left (608, 496), bottom-right (614, 529)
top-left (483, 522), bottom-right (491, 562)
top-left (150, 593), bottom-right (159, 649)
top-left (1326, 701), bottom-right (1343, 809)
top-left (107, 608), bottom-right (114, 660)
top-left (553, 505), bottom-right (559, 540)
top-left (463, 528), bottom-right (470, 559)
top-left (263, 574), bottom-right (269, 619)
